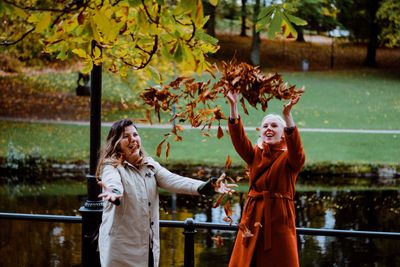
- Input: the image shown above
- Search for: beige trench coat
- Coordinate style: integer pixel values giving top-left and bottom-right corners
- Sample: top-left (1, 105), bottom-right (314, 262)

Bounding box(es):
top-left (98, 156), bottom-right (203, 267)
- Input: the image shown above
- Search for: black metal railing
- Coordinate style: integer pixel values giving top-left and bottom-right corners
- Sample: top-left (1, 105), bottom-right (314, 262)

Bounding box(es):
top-left (1, 212), bottom-right (400, 267)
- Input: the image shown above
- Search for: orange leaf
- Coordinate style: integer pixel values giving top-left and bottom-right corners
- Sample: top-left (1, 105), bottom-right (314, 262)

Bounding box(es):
top-left (156, 139), bottom-right (166, 157)
top-left (165, 141), bottom-right (170, 158)
top-left (224, 200), bottom-right (232, 217)
top-left (225, 155), bottom-right (232, 169)
top-left (217, 125), bottom-right (224, 139)
top-left (212, 235), bottom-right (224, 247)
top-left (212, 194), bottom-right (225, 208)
top-left (240, 97), bottom-right (248, 115)
top-left (175, 124), bottom-right (184, 131)
top-left (202, 132), bottom-right (211, 137)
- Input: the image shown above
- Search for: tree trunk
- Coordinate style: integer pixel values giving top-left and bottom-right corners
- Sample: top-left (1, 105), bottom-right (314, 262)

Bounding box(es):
top-left (250, 0), bottom-right (261, 65)
top-left (203, 1), bottom-right (216, 37)
top-left (364, 0), bottom-right (380, 67)
top-left (240, 0), bottom-right (247, 37)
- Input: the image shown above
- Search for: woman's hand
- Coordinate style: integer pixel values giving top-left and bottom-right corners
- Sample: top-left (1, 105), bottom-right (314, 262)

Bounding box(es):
top-left (283, 90), bottom-right (303, 116)
top-left (227, 91), bottom-right (240, 119)
top-left (282, 91), bottom-right (303, 128)
top-left (214, 173), bottom-right (238, 195)
top-left (226, 91), bottom-right (239, 106)
top-left (98, 181), bottom-right (122, 205)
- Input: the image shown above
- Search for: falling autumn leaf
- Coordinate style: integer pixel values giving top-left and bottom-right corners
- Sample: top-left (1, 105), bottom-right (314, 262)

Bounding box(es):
top-left (165, 141), bottom-right (170, 158)
top-left (225, 155), bottom-right (232, 170)
top-left (224, 200), bottom-right (232, 217)
top-left (156, 139), bottom-right (165, 157)
top-left (212, 193), bottom-right (225, 208)
top-left (212, 235), bottom-right (224, 247)
top-left (217, 125), bottom-right (224, 139)
top-left (140, 58), bottom-right (305, 159)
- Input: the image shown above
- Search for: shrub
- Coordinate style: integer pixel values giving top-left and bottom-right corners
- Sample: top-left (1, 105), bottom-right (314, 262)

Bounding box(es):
top-left (1, 142), bottom-right (49, 184)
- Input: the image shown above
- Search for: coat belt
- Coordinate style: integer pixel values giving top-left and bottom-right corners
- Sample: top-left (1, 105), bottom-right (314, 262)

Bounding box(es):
top-left (247, 190), bottom-right (293, 251)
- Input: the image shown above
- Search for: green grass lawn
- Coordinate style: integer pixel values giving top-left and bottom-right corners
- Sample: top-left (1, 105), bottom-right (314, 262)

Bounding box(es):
top-left (1, 120), bottom-right (399, 166)
top-left (1, 69), bottom-right (399, 166)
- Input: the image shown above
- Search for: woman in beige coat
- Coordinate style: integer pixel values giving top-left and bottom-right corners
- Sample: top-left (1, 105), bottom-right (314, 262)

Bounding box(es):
top-left (96, 119), bottom-right (234, 267)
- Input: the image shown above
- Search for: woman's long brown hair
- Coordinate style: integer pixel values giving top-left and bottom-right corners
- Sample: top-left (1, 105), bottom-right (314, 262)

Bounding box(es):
top-left (96, 119), bottom-right (145, 179)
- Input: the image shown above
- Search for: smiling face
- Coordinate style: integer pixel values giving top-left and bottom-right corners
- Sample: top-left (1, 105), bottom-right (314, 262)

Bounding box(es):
top-left (119, 125), bottom-right (142, 164)
top-left (259, 115), bottom-right (285, 145)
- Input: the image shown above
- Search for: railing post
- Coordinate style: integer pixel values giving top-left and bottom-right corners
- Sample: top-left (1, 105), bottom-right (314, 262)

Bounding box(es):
top-left (79, 52), bottom-right (103, 267)
top-left (183, 218), bottom-right (196, 267)
top-left (79, 175), bottom-right (102, 267)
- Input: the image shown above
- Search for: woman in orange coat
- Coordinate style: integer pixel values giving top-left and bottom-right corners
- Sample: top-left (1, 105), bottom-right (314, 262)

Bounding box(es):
top-left (227, 91), bottom-right (305, 267)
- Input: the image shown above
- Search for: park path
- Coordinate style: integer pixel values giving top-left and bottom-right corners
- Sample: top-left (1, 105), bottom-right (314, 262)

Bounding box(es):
top-left (2, 117), bottom-right (400, 134)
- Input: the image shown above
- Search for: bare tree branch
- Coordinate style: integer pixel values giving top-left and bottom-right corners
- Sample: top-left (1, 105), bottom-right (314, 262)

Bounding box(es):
top-left (0, 27), bottom-right (35, 46)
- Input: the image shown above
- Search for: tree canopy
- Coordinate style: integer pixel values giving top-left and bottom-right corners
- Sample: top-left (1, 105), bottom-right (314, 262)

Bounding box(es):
top-left (0, 0), bottom-right (220, 75)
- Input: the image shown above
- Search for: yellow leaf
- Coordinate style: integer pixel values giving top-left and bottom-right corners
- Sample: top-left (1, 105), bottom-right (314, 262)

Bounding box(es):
top-left (72, 48), bottom-right (88, 58)
top-left (30, 12), bottom-right (52, 33)
top-left (90, 20), bottom-right (103, 43)
top-left (209, 0), bottom-right (218, 7)
top-left (93, 10), bottom-right (115, 42)
top-left (14, 7), bottom-right (29, 19)
top-left (195, 0), bottom-right (204, 27)
top-left (82, 60), bottom-right (93, 74)
top-left (93, 46), bottom-right (101, 59)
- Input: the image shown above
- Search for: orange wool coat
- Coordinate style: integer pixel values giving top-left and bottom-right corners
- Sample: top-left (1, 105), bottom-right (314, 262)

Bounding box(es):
top-left (228, 119), bottom-right (305, 267)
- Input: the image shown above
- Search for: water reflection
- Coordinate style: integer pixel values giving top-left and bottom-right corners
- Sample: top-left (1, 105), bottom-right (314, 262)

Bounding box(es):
top-left (0, 189), bottom-right (399, 267)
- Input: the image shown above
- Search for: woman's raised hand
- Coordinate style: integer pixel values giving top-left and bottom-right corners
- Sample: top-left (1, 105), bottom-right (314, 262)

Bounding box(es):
top-left (283, 90), bottom-right (303, 116)
top-left (227, 91), bottom-right (240, 119)
top-left (214, 173), bottom-right (238, 195)
top-left (226, 91), bottom-right (239, 106)
top-left (98, 181), bottom-right (122, 205)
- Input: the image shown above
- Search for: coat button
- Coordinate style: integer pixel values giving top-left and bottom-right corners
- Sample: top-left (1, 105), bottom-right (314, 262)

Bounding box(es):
top-left (151, 221), bottom-right (154, 225)
top-left (148, 202), bottom-right (151, 206)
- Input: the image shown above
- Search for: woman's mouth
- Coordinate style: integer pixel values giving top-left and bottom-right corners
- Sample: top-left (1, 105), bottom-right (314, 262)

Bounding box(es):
top-left (128, 143), bottom-right (139, 152)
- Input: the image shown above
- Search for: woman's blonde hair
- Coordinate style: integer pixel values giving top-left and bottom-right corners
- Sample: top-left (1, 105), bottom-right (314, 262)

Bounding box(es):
top-left (96, 119), bottom-right (145, 179)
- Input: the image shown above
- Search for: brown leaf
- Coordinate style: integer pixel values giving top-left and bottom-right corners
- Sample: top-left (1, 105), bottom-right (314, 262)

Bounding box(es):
top-left (202, 132), bottom-right (211, 137)
top-left (225, 155), bottom-right (232, 170)
top-left (212, 235), bottom-right (224, 247)
top-left (165, 141), bottom-right (170, 158)
top-left (212, 194), bottom-right (225, 208)
top-left (240, 97), bottom-right (249, 115)
top-left (217, 125), bottom-right (224, 139)
top-left (224, 200), bottom-right (232, 217)
top-left (175, 124), bottom-right (184, 132)
top-left (156, 139), bottom-right (165, 157)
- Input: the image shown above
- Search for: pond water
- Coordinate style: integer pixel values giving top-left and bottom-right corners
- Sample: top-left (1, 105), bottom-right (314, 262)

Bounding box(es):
top-left (1, 185), bottom-right (399, 267)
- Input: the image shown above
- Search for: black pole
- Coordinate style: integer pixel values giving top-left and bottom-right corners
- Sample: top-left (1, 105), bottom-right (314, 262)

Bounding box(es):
top-left (183, 218), bottom-right (196, 267)
top-left (79, 44), bottom-right (103, 267)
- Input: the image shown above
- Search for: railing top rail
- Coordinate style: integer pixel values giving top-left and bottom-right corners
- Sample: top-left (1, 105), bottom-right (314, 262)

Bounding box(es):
top-left (1, 212), bottom-right (400, 240)
top-left (0, 212), bottom-right (82, 223)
